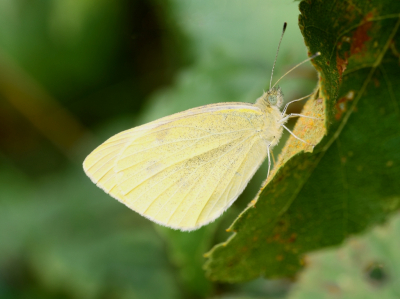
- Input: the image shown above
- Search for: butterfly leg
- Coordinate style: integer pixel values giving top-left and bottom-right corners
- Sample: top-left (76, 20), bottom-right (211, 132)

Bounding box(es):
top-left (287, 113), bottom-right (322, 120)
top-left (279, 113), bottom-right (322, 124)
top-left (281, 93), bottom-right (313, 115)
top-left (267, 143), bottom-right (272, 178)
top-left (281, 124), bottom-right (313, 147)
top-left (271, 146), bottom-right (276, 165)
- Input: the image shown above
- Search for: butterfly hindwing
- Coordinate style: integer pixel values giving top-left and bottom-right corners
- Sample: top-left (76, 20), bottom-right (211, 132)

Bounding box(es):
top-left (112, 104), bottom-right (268, 230)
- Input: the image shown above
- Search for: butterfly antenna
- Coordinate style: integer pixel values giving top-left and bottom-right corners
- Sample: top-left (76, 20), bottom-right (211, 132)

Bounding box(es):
top-left (272, 52), bottom-right (321, 89)
top-left (269, 22), bottom-right (287, 90)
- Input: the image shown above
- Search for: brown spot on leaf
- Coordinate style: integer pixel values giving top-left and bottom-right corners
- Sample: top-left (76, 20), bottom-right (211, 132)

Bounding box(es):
top-left (336, 11), bottom-right (374, 79)
top-left (288, 233), bottom-right (297, 243)
top-left (351, 11), bottom-right (374, 56)
top-left (276, 255), bottom-right (284, 261)
top-left (336, 51), bottom-right (349, 78)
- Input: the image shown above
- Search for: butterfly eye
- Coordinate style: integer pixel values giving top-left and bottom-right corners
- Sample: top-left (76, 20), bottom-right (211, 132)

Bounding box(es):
top-left (268, 95), bottom-right (277, 105)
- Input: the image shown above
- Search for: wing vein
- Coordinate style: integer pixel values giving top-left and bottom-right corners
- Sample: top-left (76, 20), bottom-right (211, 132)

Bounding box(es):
top-left (144, 132), bottom-right (255, 217)
top-left (119, 131), bottom-right (255, 191)
top-left (119, 127), bottom-right (253, 163)
top-left (86, 148), bottom-right (123, 173)
top-left (196, 136), bottom-right (259, 225)
top-left (129, 156), bottom-right (203, 208)
top-left (118, 137), bottom-right (203, 191)
top-left (174, 134), bottom-right (254, 226)
top-left (148, 166), bottom-right (204, 219)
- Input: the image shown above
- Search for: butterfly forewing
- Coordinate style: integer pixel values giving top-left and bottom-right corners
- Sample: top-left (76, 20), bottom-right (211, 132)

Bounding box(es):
top-left (84, 103), bottom-right (269, 230)
top-left (83, 128), bottom-right (146, 201)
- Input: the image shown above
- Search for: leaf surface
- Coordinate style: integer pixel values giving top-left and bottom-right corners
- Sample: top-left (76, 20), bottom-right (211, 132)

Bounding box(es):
top-left (205, 0), bottom-right (400, 282)
top-left (289, 212), bottom-right (400, 298)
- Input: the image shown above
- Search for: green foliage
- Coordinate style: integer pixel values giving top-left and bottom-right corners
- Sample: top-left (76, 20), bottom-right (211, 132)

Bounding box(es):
top-left (288, 212), bottom-right (400, 298)
top-left (205, 0), bottom-right (400, 282)
top-left (155, 225), bottom-right (216, 298)
top-left (0, 166), bottom-right (181, 299)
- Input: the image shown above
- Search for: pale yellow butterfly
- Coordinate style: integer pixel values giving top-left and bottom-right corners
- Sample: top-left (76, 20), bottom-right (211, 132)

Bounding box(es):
top-left (83, 23), bottom-right (320, 231)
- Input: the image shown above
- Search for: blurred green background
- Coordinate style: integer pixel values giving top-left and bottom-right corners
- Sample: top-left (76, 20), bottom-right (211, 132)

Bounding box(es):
top-left (0, 0), bottom-right (318, 298)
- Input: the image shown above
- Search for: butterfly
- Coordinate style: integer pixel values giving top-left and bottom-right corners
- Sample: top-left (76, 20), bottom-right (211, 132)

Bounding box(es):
top-left (83, 23), bottom-right (320, 231)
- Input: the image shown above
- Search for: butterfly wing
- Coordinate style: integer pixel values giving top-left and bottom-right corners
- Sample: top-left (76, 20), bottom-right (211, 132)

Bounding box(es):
top-left (83, 127), bottom-right (144, 201)
top-left (83, 104), bottom-right (225, 198)
top-left (84, 103), bottom-right (269, 231)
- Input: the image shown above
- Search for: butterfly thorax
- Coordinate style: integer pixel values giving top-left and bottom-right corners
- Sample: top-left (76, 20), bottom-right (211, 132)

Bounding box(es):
top-left (254, 87), bottom-right (285, 147)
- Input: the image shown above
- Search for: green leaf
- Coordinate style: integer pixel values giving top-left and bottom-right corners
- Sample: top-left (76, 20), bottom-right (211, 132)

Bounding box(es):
top-left (205, 0), bottom-right (400, 282)
top-left (288, 212), bottom-right (400, 298)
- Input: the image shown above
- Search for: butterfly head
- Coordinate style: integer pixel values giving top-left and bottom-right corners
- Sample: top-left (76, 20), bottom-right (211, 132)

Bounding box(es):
top-left (257, 87), bottom-right (283, 109)
top-left (267, 87), bottom-right (283, 107)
